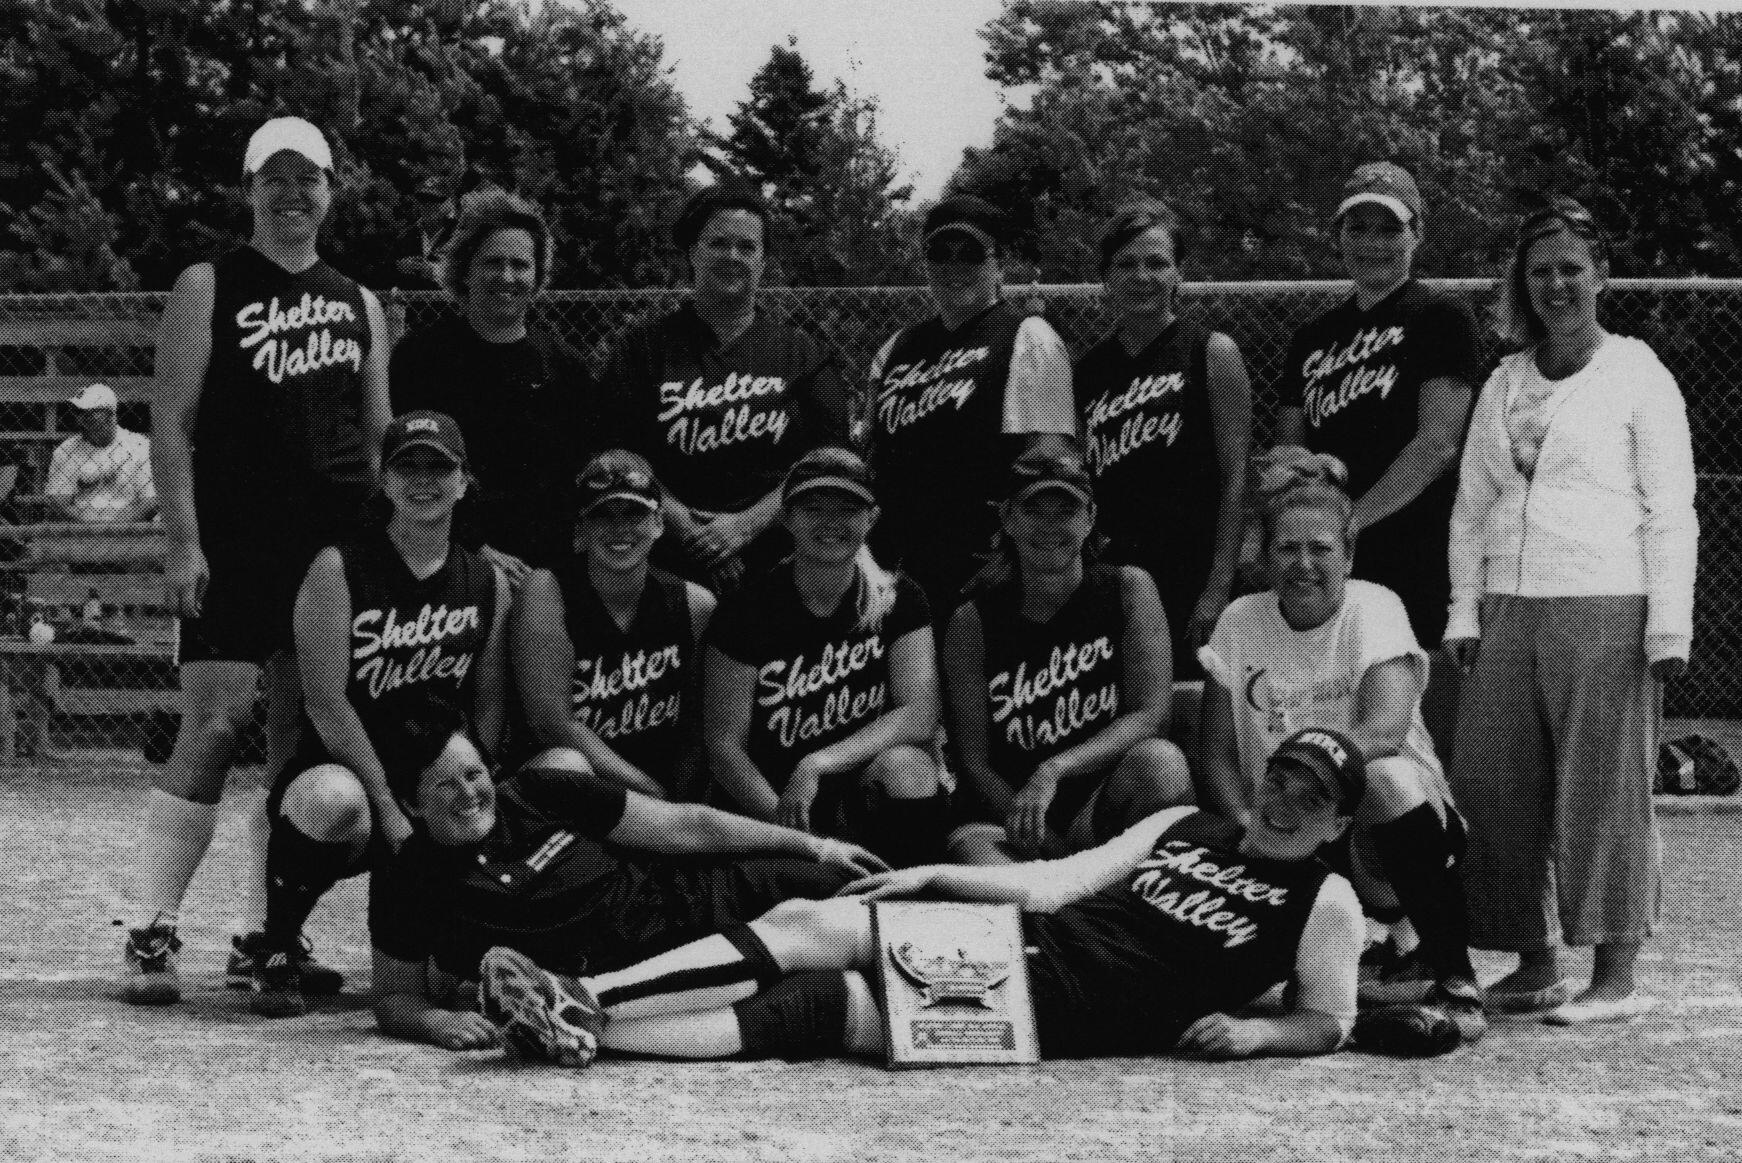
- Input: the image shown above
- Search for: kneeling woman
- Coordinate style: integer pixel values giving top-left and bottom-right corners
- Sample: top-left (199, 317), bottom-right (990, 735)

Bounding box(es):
top-left (704, 447), bottom-right (948, 868)
top-left (513, 451), bottom-right (715, 800)
top-left (1197, 466), bottom-right (1480, 1023)
top-left (257, 411), bottom-right (511, 1017)
top-left (945, 448), bottom-right (1193, 864)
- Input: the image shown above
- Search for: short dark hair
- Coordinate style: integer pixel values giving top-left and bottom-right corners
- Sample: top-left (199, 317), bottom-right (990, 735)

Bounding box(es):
top-left (379, 697), bottom-right (476, 804)
top-left (1499, 195), bottom-right (1611, 348)
top-left (672, 183), bottom-right (770, 253)
top-left (1098, 198), bottom-right (1189, 273)
top-left (439, 189), bottom-right (555, 302)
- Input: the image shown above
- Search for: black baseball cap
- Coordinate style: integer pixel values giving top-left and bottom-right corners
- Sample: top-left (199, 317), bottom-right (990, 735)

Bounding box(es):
top-left (782, 446), bottom-right (876, 507)
top-left (576, 450), bottom-right (661, 516)
top-left (382, 410), bottom-right (467, 468)
top-left (923, 194), bottom-right (1007, 252)
top-left (1005, 447), bottom-right (1094, 506)
top-left (1268, 728), bottom-right (1367, 813)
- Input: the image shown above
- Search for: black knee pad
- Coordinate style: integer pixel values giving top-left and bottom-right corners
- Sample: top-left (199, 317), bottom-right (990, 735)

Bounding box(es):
top-left (733, 970), bottom-right (851, 1061)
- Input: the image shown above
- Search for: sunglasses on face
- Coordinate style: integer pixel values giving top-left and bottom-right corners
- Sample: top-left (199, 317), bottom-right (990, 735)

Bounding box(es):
top-left (924, 236), bottom-right (989, 265)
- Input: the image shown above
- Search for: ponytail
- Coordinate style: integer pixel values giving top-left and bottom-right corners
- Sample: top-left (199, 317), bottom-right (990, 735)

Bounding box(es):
top-left (853, 544), bottom-right (897, 631)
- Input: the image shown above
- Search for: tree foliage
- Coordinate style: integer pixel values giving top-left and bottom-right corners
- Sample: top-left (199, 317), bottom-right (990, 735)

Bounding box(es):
top-left (0, 0), bottom-right (698, 291)
top-left (953, 1), bottom-right (1742, 280)
top-left (706, 38), bottom-right (916, 286)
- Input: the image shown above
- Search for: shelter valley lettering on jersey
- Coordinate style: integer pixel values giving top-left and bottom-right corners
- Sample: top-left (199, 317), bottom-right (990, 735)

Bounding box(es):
top-left (1126, 840), bottom-right (1297, 948)
top-left (351, 603), bottom-right (483, 700)
top-left (876, 344), bottom-right (990, 434)
top-left (236, 293), bottom-right (364, 384)
top-left (1084, 372), bottom-right (1188, 471)
top-left (757, 637), bottom-right (888, 749)
top-left (573, 647), bottom-right (683, 742)
top-left (1299, 324), bottom-right (1405, 426)
top-left (989, 637), bottom-right (1119, 752)
top-left (657, 373), bottom-right (791, 456)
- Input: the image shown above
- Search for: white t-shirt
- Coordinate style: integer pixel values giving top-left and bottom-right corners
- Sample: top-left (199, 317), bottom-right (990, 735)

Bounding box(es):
top-left (1198, 581), bottom-right (1448, 805)
top-left (44, 428), bottom-right (156, 522)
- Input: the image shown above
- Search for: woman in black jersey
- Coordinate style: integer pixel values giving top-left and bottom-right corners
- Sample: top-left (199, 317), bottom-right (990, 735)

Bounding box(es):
top-left (391, 191), bottom-right (595, 582)
top-left (595, 185), bottom-right (850, 591)
top-left (865, 194), bottom-right (1077, 616)
top-left (943, 448), bottom-right (1193, 866)
top-left (1074, 200), bottom-right (1251, 680)
top-left (513, 450), bottom-right (715, 800)
top-left (251, 411), bottom-right (510, 1017)
top-left (1271, 163), bottom-right (1480, 655)
top-left (703, 447), bottom-right (949, 869)
top-left (476, 728), bottom-right (1371, 1067)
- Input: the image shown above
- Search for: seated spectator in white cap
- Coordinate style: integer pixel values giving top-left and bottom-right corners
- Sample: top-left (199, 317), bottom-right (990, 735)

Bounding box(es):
top-left (43, 384), bottom-right (157, 524)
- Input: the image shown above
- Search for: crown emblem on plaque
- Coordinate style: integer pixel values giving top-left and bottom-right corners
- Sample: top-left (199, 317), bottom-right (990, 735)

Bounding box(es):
top-left (888, 906), bottom-right (1013, 1008)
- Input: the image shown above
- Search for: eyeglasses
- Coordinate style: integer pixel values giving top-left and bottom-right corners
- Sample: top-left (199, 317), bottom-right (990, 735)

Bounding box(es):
top-left (924, 236), bottom-right (989, 265)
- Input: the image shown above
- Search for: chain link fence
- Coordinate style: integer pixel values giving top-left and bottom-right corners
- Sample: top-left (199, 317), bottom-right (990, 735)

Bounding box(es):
top-left (0, 278), bottom-right (1737, 762)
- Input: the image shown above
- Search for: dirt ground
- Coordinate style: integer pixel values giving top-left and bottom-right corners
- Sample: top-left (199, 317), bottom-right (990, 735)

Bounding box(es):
top-left (1, 757), bottom-right (1738, 1163)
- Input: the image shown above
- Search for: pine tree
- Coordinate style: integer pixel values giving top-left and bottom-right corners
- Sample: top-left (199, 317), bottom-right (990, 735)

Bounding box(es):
top-left (709, 37), bottom-right (915, 286)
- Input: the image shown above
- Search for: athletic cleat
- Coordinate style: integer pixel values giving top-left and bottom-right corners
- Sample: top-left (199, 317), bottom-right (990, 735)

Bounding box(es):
top-left (1429, 976), bottom-right (1488, 1045)
top-left (122, 921), bottom-right (183, 1006)
top-left (1358, 944), bottom-right (1435, 1007)
top-left (227, 932), bottom-right (344, 995)
top-left (249, 943), bottom-right (308, 1018)
top-left (479, 946), bottom-right (606, 1068)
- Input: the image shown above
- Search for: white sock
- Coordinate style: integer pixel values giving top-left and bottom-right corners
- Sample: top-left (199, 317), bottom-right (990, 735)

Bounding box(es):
top-left (135, 789), bottom-right (218, 926)
top-left (237, 787), bottom-right (271, 934)
top-left (589, 929), bottom-right (778, 1022)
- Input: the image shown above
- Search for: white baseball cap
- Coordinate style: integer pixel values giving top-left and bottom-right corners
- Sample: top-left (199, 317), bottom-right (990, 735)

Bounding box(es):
top-left (69, 383), bottom-right (117, 411)
top-left (243, 117), bottom-right (334, 177)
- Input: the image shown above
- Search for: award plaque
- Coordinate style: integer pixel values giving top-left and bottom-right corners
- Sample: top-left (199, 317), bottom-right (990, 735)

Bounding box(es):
top-left (870, 901), bottom-right (1039, 1067)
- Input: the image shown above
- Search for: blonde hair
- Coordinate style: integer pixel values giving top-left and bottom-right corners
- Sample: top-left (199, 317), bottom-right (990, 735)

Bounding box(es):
top-left (853, 544), bottom-right (897, 632)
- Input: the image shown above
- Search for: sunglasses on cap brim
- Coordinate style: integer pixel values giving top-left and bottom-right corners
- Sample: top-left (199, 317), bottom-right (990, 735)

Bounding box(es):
top-left (579, 467), bottom-right (654, 493)
top-left (1519, 202), bottom-right (1600, 238)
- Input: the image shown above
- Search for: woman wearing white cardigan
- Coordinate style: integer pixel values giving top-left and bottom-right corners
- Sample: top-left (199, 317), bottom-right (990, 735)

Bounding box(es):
top-left (1445, 198), bottom-right (1696, 1025)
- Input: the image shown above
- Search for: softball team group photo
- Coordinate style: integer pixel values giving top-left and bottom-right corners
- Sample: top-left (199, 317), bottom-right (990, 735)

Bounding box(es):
top-left (108, 111), bottom-right (1695, 1076)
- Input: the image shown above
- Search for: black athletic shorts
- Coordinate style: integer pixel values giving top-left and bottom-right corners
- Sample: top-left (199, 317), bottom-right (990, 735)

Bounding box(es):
top-left (582, 856), bottom-right (853, 976)
top-left (178, 490), bottom-right (368, 665)
top-left (1020, 911), bottom-right (1190, 1059)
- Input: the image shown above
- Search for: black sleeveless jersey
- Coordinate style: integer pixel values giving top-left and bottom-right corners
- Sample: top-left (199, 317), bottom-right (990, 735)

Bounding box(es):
top-left (1031, 810), bottom-right (1332, 1049)
top-left (868, 302), bottom-right (1027, 601)
top-left (708, 565), bottom-right (930, 788)
top-left (1075, 320), bottom-right (1219, 575)
top-left (294, 533), bottom-right (496, 771)
top-left (974, 564), bottom-right (1128, 777)
top-left (197, 248), bottom-right (374, 528)
top-left (554, 563), bottom-right (696, 786)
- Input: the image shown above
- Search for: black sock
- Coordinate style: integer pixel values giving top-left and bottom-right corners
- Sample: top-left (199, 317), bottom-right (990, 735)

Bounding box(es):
top-left (733, 970), bottom-right (851, 1060)
top-left (262, 813), bottom-right (359, 946)
top-left (1372, 804), bottom-right (1476, 981)
top-left (865, 789), bottom-right (952, 870)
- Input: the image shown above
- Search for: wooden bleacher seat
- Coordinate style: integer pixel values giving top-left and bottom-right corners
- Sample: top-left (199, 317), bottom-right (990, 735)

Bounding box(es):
top-left (0, 523), bottom-right (176, 749)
